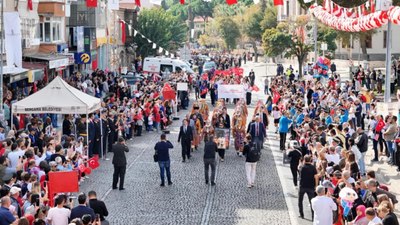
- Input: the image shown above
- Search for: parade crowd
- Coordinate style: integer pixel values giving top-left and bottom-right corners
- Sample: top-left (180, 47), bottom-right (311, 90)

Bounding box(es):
top-left (0, 51), bottom-right (399, 225)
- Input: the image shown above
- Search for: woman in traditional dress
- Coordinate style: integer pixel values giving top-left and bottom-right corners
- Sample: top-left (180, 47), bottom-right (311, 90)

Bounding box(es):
top-left (232, 112), bottom-right (246, 156)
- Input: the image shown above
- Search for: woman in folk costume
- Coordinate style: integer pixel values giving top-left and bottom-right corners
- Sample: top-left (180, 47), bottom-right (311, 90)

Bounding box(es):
top-left (201, 120), bottom-right (215, 143)
top-left (189, 102), bottom-right (202, 151)
top-left (216, 116), bottom-right (227, 162)
top-left (198, 99), bottom-right (209, 122)
top-left (232, 111), bottom-right (246, 156)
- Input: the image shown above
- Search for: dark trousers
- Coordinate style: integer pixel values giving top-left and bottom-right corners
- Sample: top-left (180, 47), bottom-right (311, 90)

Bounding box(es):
top-left (89, 139), bottom-right (95, 157)
top-left (217, 149), bottom-right (225, 159)
top-left (102, 134), bottom-right (108, 157)
top-left (181, 142), bottom-right (191, 160)
top-left (108, 132), bottom-right (115, 152)
top-left (279, 132), bottom-right (287, 150)
top-left (298, 187), bottom-right (315, 218)
top-left (113, 165), bottom-right (126, 189)
top-left (290, 165), bottom-right (298, 186)
top-left (246, 92), bottom-right (252, 105)
top-left (136, 125), bottom-right (142, 136)
top-left (204, 158), bottom-right (216, 182)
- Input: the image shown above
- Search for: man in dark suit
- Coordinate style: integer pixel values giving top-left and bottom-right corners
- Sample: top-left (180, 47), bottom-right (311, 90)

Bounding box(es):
top-left (248, 116), bottom-right (266, 150)
top-left (178, 119), bottom-right (193, 162)
top-left (88, 114), bottom-right (96, 157)
top-left (112, 137), bottom-right (129, 190)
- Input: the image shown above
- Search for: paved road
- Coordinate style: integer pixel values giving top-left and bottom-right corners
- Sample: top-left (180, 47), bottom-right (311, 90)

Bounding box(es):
top-left (79, 63), bottom-right (294, 225)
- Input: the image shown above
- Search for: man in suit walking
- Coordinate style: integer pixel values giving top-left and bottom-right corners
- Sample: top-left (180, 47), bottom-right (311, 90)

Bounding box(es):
top-left (178, 119), bottom-right (193, 162)
top-left (248, 116), bottom-right (266, 150)
top-left (112, 137), bottom-right (129, 190)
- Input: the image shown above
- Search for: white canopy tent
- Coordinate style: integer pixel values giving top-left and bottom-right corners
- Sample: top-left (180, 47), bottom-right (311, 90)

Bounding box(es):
top-left (12, 76), bottom-right (101, 114)
top-left (11, 76), bottom-right (103, 158)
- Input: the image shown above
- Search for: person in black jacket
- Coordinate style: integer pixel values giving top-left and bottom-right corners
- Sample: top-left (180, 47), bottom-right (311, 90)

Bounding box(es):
top-left (112, 137), bottom-right (129, 190)
top-left (107, 114), bottom-right (116, 153)
top-left (288, 147), bottom-right (302, 187)
top-left (203, 136), bottom-right (217, 186)
top-left (356, 127), bottom-right (368, 176)
top-left (88, 191), bottom-right (109, 224)
top-left (242, 135), bottom-right (259, 188)
top-left (154, 134), bottom-right (174, 186)
top-left (178, 119), bottom-right (193, 162)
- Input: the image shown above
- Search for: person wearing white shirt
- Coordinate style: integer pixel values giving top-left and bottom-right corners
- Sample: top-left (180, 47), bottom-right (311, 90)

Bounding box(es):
top-left (7, 144), bottom-right (24, 169)
top-left (365, 207), bottom-right (382, 225)
top-left (311, 185), bottom-right (337, 225)
top-left (47, 195), bottom-right (71, 225)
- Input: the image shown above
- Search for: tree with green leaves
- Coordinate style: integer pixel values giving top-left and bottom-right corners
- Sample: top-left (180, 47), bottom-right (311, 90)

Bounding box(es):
top-left (262, 28), bottom-right (292, 59)
top-left (317, 25), bottom-right (338, 58)
top-left (217, 17), bottom-right (241, 50)
top-left (243, 5), bottom-right (264, 62)
top-left (134, 8), bottom-right (187, 58)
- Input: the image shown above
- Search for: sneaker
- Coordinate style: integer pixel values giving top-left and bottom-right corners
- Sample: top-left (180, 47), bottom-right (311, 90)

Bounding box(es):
top-left (247, 184), bottom-right (252, 188)
top-left (205, 180), bottom-right (209, 185)
top-left (211, 182), bottom-right (216, 186)
top-left (160, 183), bottom-right (165, 187)
top-left (168, 182), bottom-right (173, 186)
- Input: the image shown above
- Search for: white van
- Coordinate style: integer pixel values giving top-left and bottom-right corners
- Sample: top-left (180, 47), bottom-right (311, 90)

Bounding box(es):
top-left (143, 57), bottom-right (195, 74)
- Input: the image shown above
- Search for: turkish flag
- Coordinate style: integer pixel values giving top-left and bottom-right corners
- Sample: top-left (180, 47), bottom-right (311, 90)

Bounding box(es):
top-left (162, 83), bottom-right (176, 100)
top-left (78, 164), bottom-right (87, 173)
top-left (27, 0), bottom-right (33, 10)
top-left (273, 0), bottom-right (283, 6)
top-left (272, 90), bottom-right (281, 104)
top-left (361, 5), bottom-right (368, 16)
top-left (86, 0), bottom-right (97, 8)
top-left (370, 0), bottom-right (375, 13)
top-left (135, 0), bottom-right (141, 7)
top-left (120, 21), bottom-right (126, 44)
top-left (226, 0), bottom-right (237, 5)
top-left (180, 0), bottom-right (184, 4)
top-left (88, 157), bottom-right (100, 170)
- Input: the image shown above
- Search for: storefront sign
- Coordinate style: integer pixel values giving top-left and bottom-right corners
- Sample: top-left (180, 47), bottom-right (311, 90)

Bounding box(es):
top-left (49, 58), bottom-right (69, 69)
top-left (74, 52), bottom-right (92, 64)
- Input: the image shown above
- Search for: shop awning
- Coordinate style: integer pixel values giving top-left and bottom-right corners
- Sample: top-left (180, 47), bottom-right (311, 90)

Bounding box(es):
top-left (2, 66), bottom-right (29, 83)
top-left (24, 54), bottom-right (73, 69)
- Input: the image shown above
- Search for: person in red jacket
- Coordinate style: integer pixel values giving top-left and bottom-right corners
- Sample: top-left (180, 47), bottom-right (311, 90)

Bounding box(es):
top-left (373, 115), bottom-right (385, 161)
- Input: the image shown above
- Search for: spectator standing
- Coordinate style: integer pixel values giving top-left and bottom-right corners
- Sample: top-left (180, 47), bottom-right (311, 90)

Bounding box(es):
top-left (0, 196), bottom-right (16, 225)
top-left (88, 191), bottom-right (109, 225)
top-left (383, 116), bottom-right (398, 165)
top-left (311, 185), bottom-right (337, 225)
top-left (112, 137), bottom-right (129, 190)
top-left (298, 155), bottom-right (318, 220)
top-left (46, 195), bottom-right (71, 225)
top-left (70, 193), bottom-right (95, 222)
top-left (203, 136), bottom-right (217, 186)
top-left (154, 134), bottom-right (174, 187)
top-left (356, 127), bottom-right (368, 176)
top-left (278, 111), bottom-right (292, 151)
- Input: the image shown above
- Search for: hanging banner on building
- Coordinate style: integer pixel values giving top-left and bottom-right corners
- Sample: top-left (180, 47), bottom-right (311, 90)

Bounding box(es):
top-left (76, 26), bottom-right (84, 53)
top-left (74, 52), bottom-right (92, 64)
top-left (108, 0), bottom-right (119, 10)
top-left (217, 84), bottom-right (246, 99)
top-left (4, 12), bottom-right (22, 68)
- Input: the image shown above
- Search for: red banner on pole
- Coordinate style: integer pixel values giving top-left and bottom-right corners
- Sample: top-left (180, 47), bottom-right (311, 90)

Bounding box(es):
top-left (273, 0), bottom-right (283, 6)
top-left (226, 0), bottom-right (237, 5)
top-left (86, 0), bottom-right (97, 7)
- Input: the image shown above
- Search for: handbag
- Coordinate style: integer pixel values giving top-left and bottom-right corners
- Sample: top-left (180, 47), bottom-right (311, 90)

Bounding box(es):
top-left (153, 152), bottom-right (158, 162)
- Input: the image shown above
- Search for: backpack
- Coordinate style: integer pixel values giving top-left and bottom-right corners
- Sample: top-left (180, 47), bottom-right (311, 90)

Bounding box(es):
top-left (248, 143), bottom-right (261, 162)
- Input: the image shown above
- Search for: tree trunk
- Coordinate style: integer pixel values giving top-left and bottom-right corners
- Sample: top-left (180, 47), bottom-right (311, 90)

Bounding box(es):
top-left (297, 55), bottom-right (303, 77)
top-left (252, 41), bottom-right (258, 63)
top-left (359, 35), bottom-right (369, 61)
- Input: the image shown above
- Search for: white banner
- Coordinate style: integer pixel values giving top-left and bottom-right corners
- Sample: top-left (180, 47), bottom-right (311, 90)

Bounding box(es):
top-left (4, 12), bottom-right (22, 68)
top-left (217, 84), bottom-right (245, 99)
top-left (177, 82), bottom-right (188, 91)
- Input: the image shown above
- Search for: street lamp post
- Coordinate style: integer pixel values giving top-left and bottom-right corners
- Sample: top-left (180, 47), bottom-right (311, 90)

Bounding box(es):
top-left (313, 0), bottom-right (318, 62)
top-left (384, 21), bottom-right (392, 103)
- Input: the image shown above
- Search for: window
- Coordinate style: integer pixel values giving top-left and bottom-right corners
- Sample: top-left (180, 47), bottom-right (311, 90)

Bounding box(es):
top-left (383, 31), bottom-right (387, 48)
top-left (40, 17), bottom-right (62, 43)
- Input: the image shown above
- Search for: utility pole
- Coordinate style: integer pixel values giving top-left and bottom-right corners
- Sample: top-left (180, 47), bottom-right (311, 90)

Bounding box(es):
top-left (313, 0), bottom-right (318, 62)
top-left (384, 21), bottom-right (392, 103)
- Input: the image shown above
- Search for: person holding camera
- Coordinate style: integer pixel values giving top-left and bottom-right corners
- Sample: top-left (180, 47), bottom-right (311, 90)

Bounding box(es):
top-left (154, 134), bottom-right (174, 186)
top-left (111, 137), bottom-right (129, 190)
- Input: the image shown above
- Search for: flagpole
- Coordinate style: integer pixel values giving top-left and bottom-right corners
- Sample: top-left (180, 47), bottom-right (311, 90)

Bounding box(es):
top-left (313, 0), bottom-right (318, 62)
